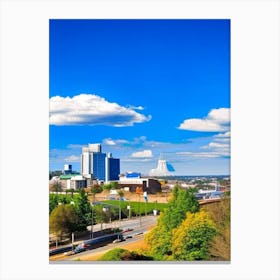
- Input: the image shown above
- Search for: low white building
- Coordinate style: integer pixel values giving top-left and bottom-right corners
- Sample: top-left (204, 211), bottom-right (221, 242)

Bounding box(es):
top-left (59, 174), bottom-right (87, 190)
top-left (69, 175), bottom-right (87, 189)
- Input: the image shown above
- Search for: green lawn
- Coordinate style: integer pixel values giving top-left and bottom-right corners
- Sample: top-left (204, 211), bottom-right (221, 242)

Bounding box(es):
top-left (102, 200), bottom-right (168, 216)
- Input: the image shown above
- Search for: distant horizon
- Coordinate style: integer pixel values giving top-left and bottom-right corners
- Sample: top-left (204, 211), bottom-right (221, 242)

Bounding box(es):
top-left (50, 19), bottom-right (230, 176)
top-left (49, 168), bottom-right (230, 178)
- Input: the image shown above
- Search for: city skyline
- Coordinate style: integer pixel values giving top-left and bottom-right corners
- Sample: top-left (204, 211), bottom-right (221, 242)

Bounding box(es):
top-left (49, 19), bottom-right (230, 175)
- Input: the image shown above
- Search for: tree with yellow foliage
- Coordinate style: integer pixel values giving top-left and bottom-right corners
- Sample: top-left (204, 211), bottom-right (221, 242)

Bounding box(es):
top-left (145, 186), bottom-right (200, 259)
top-left (49, 204), bottom-right (79, 239)
top-left (171, 211), bottom-right (217, 260)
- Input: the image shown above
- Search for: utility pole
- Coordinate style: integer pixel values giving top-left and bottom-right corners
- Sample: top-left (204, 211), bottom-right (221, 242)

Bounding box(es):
top-left (136, 186), bottom-right (143, 227)
top-left (91, 204), bottom-right (94, 238)
top-left (71, 232), bottom-right (74, 252)
top-left (127, 204), bottom-right (131, 219)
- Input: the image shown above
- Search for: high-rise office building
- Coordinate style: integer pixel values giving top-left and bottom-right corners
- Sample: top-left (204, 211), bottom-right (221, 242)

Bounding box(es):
top-left (80, 144), bottom-right (120, 182)
top-left (92, 152), bottom-right (106, 181)
top-left (105, 153), bottom-right (120, 182)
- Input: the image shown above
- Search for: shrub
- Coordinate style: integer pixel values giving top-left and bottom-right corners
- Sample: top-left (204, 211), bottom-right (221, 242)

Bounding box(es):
top-left (98, 248), bottom-right (153, 261)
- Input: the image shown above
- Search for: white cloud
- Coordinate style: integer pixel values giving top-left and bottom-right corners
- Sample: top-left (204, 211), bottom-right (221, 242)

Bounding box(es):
top-left (177, 150), bottom-right (229, 159)
top-left (179, 108), bottom-right (230, 132)
top-left (103, 138), bottom-right (129, 146)
top-left (131, 149), bottom-right (153, 158)
top-left (67, 144), bottom-right (85, 149)
top-left (64, 155), bottom-right (80, 162)
top-left (201, 140), bottom-right (230, 157)
top-left (177, 135), bottom-right (230, 159)
top-left (179, 119), bottom-right (227, 132)
top-left (208, 108), bottom-right (230, 124)
top-left (214, 131), bottom-right (231, 138)
top-left (128, 105), bottom-right (144, 110)
top-left (49, 93), bottom-right (151, 126)
top-left (103, 139), bottom-right (117, 146)
top-left (208, 142), bottom-right (229, 149)
top-left (176, 152), bottom-right (222, 158)
top-left (121, 158), bottom-right (153, 162)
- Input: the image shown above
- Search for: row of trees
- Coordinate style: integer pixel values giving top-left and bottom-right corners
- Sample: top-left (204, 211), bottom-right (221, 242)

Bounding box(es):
top-left (49, 183), bottom-right (119, 214)
top-left (145, 186), bottom-right (220, 260)
top-left (49, 189), bottom-right (91, 239)
top-left (49, 181), bottom-right (119, 196)
top-left (98, 186), bottom-right (230, 261)
top-left (50, 185), bottom-right (230, 260)
top-left (49, 188), bottom-right (125, 240)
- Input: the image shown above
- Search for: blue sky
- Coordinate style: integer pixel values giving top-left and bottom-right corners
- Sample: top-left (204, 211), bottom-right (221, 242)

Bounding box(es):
top-left (49, 19), bottom-right (230, 175)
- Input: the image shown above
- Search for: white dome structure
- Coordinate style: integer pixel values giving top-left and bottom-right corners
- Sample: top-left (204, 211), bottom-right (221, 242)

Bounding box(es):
top-left (149, 159), bottom-right (175, 176)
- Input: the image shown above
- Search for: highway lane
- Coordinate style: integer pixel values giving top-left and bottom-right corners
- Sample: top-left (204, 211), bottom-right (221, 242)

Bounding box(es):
top-left (50, 232), bottom-right (146, 261)
top-left (50, 215), bottom-right (157, 261)
top-left (87, 215), bottom-right (157, 233)
top-left (68, 234), bottom-right (145, 261)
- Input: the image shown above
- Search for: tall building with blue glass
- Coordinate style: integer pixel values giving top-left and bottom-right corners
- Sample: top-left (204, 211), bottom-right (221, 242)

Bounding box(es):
top-left (92, 152), bottom-right (106, 181)
top-left (80, 144), bottom-right (120, 182)
top-left (105, 153), bottom-right (120, 182)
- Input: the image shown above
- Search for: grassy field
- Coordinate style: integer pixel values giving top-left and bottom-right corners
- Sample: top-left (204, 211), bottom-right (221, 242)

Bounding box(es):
top-left (102, 200), bottom-right (168, 216)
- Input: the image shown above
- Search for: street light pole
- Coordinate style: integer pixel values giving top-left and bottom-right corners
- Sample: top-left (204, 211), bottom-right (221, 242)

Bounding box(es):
top-left (102, 207), bottom-right (108, 231)
top-left (145, 200), bottom-right (147, 217)
top-left (136, 186), bottom-right (142, 227)
top-left (143, 191), bottom-right (148, 217)
top-left (127, 204), bottom-right (131, 220)
top-left (119, 199), bottom-right (121, 227)
top-left (91, 205), bottom-right (94, 238)
top-left (70, 201), bottom-right (75, 250)
top-left (139, 194), bottom-right (142, 226)
top-left (71, 232), bottom-right (74, 252)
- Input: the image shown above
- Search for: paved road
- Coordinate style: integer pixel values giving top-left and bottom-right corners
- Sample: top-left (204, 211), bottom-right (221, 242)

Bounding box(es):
top-left (50, 215), bottom-right (157, 261)
top-left (67, 234), bottom-right (145, 261)
top-left (87, 214), bottom-right (157, 233)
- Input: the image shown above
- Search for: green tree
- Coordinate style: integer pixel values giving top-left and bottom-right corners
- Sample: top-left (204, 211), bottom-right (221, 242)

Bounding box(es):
top-left (98, 248), bottom-right (153, 261)
top-left (49, 204), bottom-right (79, 239)
top-left (145, 213), bottom-right (173, 258)
top-left (90, 184), bottom-right (102, 202)
top-left (49, 194), bottom-right (59, 214)
top-left (171, 211), bottom-right (217, 260)
top-left (49, 194), bottom-right (71, 214)
top-left (146, 187), bottom-right (200, 259)
top-left (72, 189), bottom-right (92, 231)
top-left (103, 181), bottom-right (119, 191)
top-left (94, 207), bottom-right (111, 230)
top-left (162, 186), bottom-right (199, 231)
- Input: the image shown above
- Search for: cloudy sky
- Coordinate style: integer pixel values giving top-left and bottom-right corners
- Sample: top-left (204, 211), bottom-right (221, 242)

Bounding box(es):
top-left (49, 19), bottom-right (230, 175)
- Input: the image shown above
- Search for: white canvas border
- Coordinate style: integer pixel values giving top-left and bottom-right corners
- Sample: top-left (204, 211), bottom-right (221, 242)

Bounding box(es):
top-left (0, 0), bottom-right (279, 279)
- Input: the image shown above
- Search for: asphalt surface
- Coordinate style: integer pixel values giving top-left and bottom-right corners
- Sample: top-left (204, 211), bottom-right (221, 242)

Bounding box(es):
top-left (49, 215), bottom-right (157, 261)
